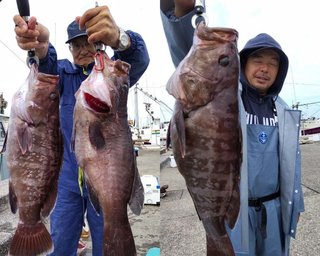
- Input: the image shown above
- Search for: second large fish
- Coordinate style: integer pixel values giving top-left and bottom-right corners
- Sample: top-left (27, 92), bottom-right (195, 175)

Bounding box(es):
top-left (72, 52), bottom-right (144, 256)
top-left (167, 22), bottom-right (242, 256)
top-left (5, 64), bottom-right (62, 256)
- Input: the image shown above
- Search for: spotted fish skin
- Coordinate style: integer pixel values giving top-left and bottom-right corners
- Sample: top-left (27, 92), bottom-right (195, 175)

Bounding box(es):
top-left (5, 64), bottom-right (62, 256)
top-left (72, 52), bottom-right (144, 256)
top-left (167, 23), bottom-right (241, 256)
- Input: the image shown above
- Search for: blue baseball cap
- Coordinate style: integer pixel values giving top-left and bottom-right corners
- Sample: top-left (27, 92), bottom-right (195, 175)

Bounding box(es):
top-left (65, 20), bottom-right (87, 44)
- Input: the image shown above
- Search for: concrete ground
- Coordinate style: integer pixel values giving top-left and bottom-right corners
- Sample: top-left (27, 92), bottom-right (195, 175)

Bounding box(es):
top-left (1, 142), bottom-right (319, 255)
top-left (160, 142), bottom-right (320, 256)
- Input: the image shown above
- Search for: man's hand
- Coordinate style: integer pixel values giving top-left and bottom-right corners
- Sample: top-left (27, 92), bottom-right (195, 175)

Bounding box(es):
top-left (13, 15), bottom-right (49, 60)
top-left (77, 6), bottom-right (121, 49)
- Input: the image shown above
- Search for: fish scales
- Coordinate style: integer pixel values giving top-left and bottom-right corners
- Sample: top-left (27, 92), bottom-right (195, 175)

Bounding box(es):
top-left (72, 52), bottom-right (144, 256)
top-left (167, 23), bottom-right (241, 256)
top-left (5, 64), bottom-right (62, 256)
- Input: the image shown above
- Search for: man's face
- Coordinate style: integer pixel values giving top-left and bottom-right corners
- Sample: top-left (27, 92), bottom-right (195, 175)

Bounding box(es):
top-left (244, 49), bottom-right (280, 95)
top-left (69, 36), bottom-right (95, 67)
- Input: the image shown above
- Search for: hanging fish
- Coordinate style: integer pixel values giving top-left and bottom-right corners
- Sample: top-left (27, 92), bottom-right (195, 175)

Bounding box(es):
top-left (5, 64), bottom-right (62, 256)
top-left (167, 22), bottom-right (242, 256)
top-left (72, 51), bottom-right (144, 256)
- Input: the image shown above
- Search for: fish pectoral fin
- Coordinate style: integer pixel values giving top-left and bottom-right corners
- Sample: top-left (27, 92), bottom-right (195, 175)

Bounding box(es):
top-left (16, 123), bottom-right (32, 154)
top-left (128, 152), bottom-right (144, 215)
top-left (89, 121), bottom-right (106, 150)
top-left (172, 102), bottom-right (186, 158)
top-left (9, 181), bottom-right (18, 214)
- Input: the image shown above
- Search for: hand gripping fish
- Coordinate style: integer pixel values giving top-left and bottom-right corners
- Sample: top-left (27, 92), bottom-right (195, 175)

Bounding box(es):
top-left (72, 51), bottom-right (144, 256)
top-left (167, 22), bottom-right (242, 256)
top-left (5, 64), bottom-right (62, 256)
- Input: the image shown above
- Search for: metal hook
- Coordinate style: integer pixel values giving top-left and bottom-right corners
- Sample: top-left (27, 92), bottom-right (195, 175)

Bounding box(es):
top-left (26, 49), bottom-right (39, 68)
top-left (94, 43), bottom-right (106, 52)
top-left (191, 0), bottom-right (209, 28)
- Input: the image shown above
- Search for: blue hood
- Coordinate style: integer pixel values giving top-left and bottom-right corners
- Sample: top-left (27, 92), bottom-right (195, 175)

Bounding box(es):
top-left (239, 33), bottom-right (289, 96)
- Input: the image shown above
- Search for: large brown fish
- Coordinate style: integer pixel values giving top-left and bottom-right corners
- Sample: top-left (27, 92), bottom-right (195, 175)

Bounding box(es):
top-left (167, 22), bottom-right (241, 256)
top-left (72, 52), bottom-right (144, 256)
top-left (5, 64), bottom-right (62, 256)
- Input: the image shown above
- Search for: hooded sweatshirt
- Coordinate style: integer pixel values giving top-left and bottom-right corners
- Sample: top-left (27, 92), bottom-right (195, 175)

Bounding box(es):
top-left (239, 33), bottom-right (289, 126)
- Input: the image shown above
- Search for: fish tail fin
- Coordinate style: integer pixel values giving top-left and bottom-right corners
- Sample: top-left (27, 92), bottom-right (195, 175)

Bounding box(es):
top-left (206, 234), bottom-right (235, 256)
top-left (9, 222), bottom-right (53, 256)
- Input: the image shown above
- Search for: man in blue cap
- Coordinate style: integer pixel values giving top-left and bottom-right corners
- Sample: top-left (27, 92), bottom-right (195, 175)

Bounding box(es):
top-left (160, 1), bottom-right (304, 255)
top-left (14, 5), bottom-right (149, 256)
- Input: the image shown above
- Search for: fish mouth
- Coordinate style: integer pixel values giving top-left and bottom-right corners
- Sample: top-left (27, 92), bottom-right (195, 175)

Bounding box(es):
top-left (83, 92), bottom-right (111, 113)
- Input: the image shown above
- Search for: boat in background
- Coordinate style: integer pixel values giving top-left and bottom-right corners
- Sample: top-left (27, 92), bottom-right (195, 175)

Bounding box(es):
top-left (300, 118), bottom-right (320, 143)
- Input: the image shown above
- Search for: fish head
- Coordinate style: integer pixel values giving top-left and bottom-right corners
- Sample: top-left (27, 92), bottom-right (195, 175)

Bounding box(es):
top-left (79, 53), bottom-right (131, 115)
top-left (14, 65), bottom-right (60, 125)
top-left (167, 23), bottom-right (239, 111)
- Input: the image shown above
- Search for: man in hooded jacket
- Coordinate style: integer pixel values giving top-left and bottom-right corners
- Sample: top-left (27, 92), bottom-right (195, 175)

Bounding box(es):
top-left (160, 1), bottom-right (304, 255)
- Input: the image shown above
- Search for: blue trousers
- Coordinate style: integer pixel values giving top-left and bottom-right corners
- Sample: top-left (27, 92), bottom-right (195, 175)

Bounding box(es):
top-left (49, 186), bottom-right (104, 256)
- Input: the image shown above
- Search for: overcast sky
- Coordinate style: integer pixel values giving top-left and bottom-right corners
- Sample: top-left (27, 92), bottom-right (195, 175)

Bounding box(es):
top-left (1, 0), bottom-right (320, 124)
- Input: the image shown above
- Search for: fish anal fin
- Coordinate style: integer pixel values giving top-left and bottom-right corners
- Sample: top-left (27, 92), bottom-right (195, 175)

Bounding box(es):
top-left (128, 151), bottom-right (144, 215)
top-left (89, 121), bottom-right (105, 150)
top-left (9, 181), bottom-right (17, 214)
top-left (41, 179), bottom-right (58, 218)
top-left (225, 185), bottom-right (240, 229)
top-left (202, 216), bottom-right (226, 239)
top-left (85, 176), bottom-right (101, 215)
top-left (0, 130), bottom-right (8, 153)
top-left (166, 121), bottom-right (171, 149)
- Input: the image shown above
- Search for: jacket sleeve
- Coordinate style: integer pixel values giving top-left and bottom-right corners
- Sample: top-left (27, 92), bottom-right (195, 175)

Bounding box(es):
top-left (160, 5), bottom-right (196, 67)
top-left (113, 30), bottom-right (150, 87)
top-left (38, 43), bottom-right (58, 75)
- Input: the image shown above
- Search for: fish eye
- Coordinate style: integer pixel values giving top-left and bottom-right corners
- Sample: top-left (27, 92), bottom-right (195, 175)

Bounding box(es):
top-left (218, 56), bottom-right (230, 67)
top-left (49, 92), bottom-right (57, 100)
